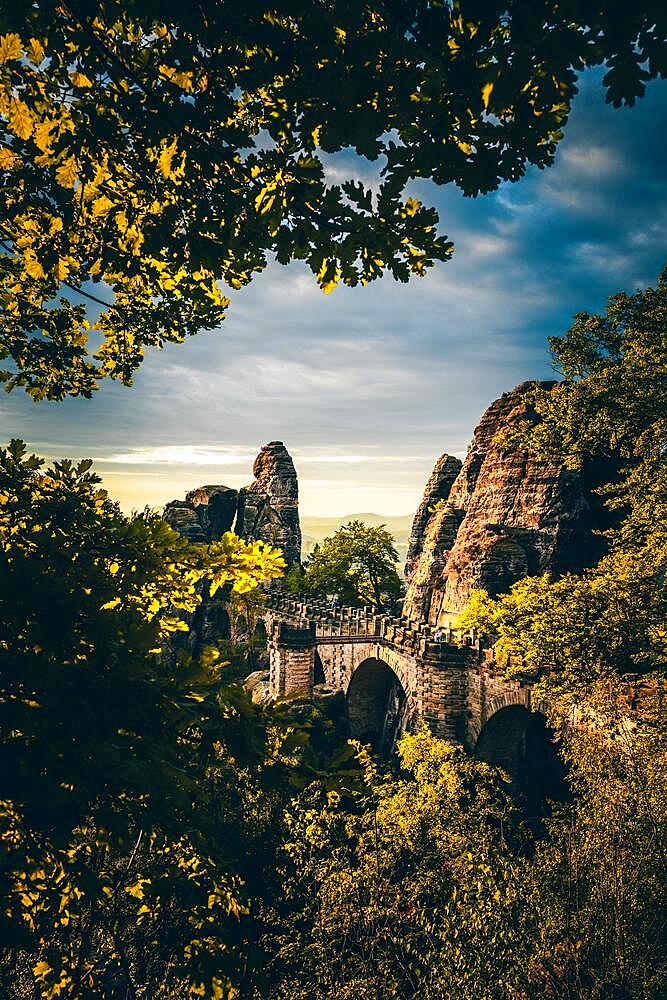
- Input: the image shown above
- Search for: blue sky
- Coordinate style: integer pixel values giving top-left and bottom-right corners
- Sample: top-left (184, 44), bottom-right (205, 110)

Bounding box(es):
top-left (2, 69), bottom-right (666, 516)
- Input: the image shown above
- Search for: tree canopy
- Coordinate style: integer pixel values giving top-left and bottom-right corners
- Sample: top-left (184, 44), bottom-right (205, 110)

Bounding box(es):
top-left (263, 719), bottom-right (667, 999)
top-left (1, 1), bottom-right (665, 397)
top-left (298, 519), bottom-right (403, 608)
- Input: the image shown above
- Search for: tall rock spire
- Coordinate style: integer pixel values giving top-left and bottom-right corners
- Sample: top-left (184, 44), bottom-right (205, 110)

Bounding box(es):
top-left (237, 441), bottom-right (301, 569)
top-left (405, 453), bottom-right (462, 581)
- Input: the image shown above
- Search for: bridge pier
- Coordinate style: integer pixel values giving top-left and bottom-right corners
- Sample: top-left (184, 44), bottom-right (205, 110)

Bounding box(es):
top-left (420, 647), bottom-right (472, 743)
top-left (268, 621), bottom-right (316, 699)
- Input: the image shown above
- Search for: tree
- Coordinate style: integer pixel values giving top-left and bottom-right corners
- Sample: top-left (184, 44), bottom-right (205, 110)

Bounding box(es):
top-left (1, 2), bottom-right (665, 397)
top-left (301, 519), bottom-right (403, 609)
top-left (227, 584), bottom-right (269, 670)
top-left (458, 266), bottom-right (667, 706)
top-left (262, 712), bottom-right (667, 1000)
top-left (263, 730), bottom-right (531, 1000)
top-left (525, 682), bottom-right (667, 999)
top-left (0, 439), bottom-right (287, 998)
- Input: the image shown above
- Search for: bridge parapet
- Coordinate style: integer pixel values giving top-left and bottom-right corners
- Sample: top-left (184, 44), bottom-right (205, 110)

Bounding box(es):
top-left (265, 593), bottom-right (487, 656)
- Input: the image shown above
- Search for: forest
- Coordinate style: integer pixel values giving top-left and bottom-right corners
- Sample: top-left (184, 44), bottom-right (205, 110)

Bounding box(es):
top-left (0, 3), bottom-right (666, 998)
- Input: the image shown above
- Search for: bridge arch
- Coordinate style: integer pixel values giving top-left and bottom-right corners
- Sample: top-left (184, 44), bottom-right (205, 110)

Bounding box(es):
top-left (347, 657), bottom-right (409, 754)
top-left (475, 704), bottom-right (568, 821)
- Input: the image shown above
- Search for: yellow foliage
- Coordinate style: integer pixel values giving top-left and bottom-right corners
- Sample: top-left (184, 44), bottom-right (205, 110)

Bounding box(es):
top-left (8, 98), bottom-right (33, 140)
top-left (0, 33), bottom-right (22, 64)
top-left (34, 120), bottom-right (57, 154)
top-left (24, 254), bottom-right (45, 280)
top-left (70, 70), bottom-right (93, 88)
top-left (91, 195), bottom-right (114, 218)
top-left (26, 38), bottom-right (45, 65)
top-left (0, 147), bottom-right (20, 170)
top-left (158, 136), bottom-right (179, 179)
top-left (55, 156), bottom-right (78, 188)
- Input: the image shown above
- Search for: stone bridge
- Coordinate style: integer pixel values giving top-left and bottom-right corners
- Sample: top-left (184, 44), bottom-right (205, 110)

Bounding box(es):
top-left (264, 595), bottom-right (549, 753)
top-left (264, 595), bottom-right (568, 814)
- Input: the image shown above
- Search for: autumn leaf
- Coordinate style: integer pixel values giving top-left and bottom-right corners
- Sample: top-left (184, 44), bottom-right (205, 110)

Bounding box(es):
top-left (32, 960), bottom-right (51, 981)
top-left (70, 70), bottom-right (93, 88)
top-left (482, 81), bottom-right (494, 109)
top-left (91, 195), bottom-right (114, 218)
top-left (34, 120), bottom-right (57, 154)
top-left (158, 137), bottom-right (178, 179)
top-left (0, 148), bottom-right (20, 170)
top-left (55, 155), bottom-right (78, 188)
top-left (24, 255), bottom-right (45, 280)
top-left (26, 38), bottom-right (45, 65)
top-left (8, 99), bottom-right (33, 140)
top-left (55, 257), bottom-right (73, 282)
top-left (0, 33), bottom-right (22, 64)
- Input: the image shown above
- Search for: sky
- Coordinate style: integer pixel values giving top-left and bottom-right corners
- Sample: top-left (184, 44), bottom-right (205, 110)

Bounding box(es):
top-left (2, 69), bottom-right (666, 517)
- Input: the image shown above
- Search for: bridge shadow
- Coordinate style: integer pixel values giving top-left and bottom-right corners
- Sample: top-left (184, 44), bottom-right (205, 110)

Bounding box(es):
top-left (347, 658), bottom-right (409, 757)
top-left (475, 705), bottom-right (569, 824)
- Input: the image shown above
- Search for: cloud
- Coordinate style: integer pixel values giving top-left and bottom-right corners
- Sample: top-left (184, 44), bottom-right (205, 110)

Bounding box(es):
top-left (3, 69), bottom-right (666, 516)
top-left (98, 446), bottom-right (258, 466)
top-left (97, 445), bottom-right (434, 467)
top-left (560, 144), bottom-right (622, 177)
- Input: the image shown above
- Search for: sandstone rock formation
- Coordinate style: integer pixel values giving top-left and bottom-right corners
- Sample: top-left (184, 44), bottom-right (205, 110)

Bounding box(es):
top-left (162, 442), bottom-right (301, 653)
top-left (405, 453), bottom-right (462, 580)
top-left (163, 442), bottom-right (301, 569)
top-left (163, 486), bottom-right (238, 544)
top-left (403, 381), bottom-right (608, 626)
top-left (236, 441), bottom-right (301, 569)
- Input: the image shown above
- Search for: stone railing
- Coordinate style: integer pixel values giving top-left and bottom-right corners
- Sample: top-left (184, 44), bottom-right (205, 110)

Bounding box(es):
top-left (265, 593), bottom-right (488, 660)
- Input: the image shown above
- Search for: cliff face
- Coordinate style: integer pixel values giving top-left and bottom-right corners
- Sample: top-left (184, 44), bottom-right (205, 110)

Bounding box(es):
top-left (236, 441), bottom-right (301, 569)
top-left (405, 453), bottom-right (462, 580)
top-left (403, 382), bottom-right (607, 626)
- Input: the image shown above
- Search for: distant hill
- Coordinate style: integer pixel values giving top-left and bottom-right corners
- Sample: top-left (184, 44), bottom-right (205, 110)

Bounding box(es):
top-left (300, 512), bottom-right (414, 570)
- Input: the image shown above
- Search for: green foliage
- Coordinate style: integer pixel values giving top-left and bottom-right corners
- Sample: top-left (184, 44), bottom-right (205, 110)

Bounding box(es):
top-left (262, 713), bottom-right (667, 999)
top-left (284, 563), bottom-right (305, 596)
top-left (1, 438), bottom-right (665, 997)
top-left (0, 440), bottom-right (288, 998)
top-left (301, 519), bottom-right (403, 609)
top-left (1, 3), bottom-right (665, 395)
top-left (263, 729), bottom-right (530, 999)
top-left (525, 683), bottom-right (667, 999)
top-left (459, 267), bottom-right (667, 703)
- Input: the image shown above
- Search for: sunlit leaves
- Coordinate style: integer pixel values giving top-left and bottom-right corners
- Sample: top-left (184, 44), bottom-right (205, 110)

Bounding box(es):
top-left (0, 441), bottom-right (286, 998)
top-left (0, 4), bottom-right (662, 397)
top-left (0, 33), bottom-right (22, 64)
top-left (54, 155), bottom-right (77, 188)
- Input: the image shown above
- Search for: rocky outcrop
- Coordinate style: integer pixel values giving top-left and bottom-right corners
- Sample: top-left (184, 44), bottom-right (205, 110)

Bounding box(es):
top-left (186, 485), bottom-right (238, 539)
top-left (403, 381), bottom-right (608, 626)
top-left (237, 441), bottom-right (301, 569)
top-left (405, 453), bottom-right (462, 580)
top-left (164, 485), bottom-right (238, 544)
top-left (162, 442), bottom-right (301, 569)
top-left (162, 442), bottom-right (301, 653)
